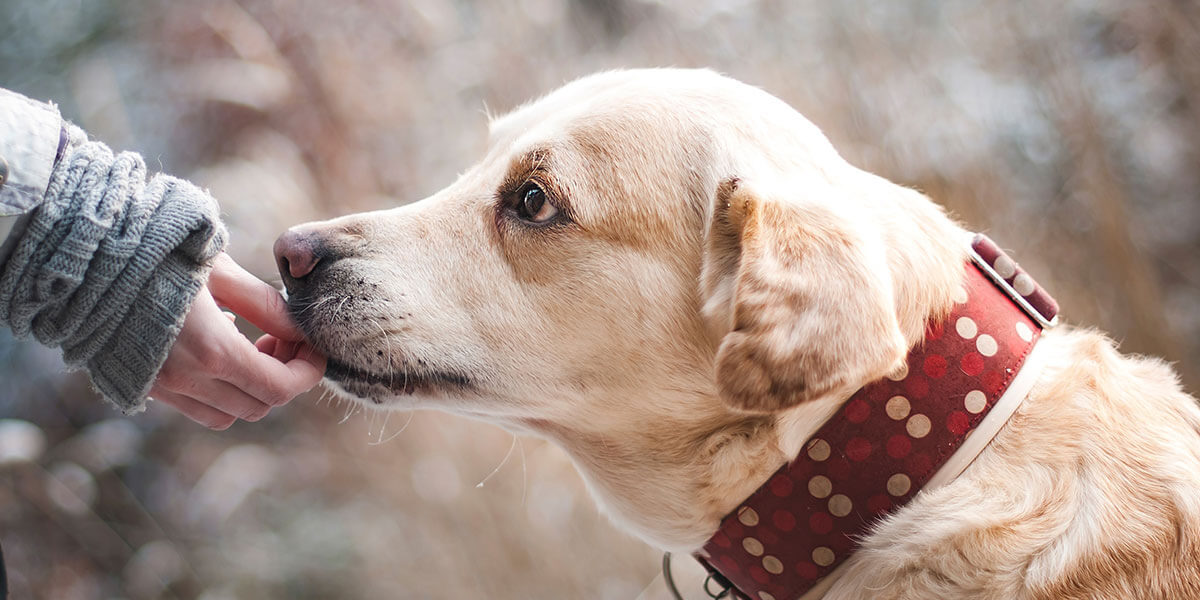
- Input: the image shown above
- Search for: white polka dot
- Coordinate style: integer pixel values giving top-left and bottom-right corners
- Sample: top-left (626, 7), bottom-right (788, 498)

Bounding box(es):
top-left (906, 414), bottom-right (931, 438)
top-left (808, 475), bottom-right (832, 499)
top-left (762, 555), bottom-right (784, 575)
top-left (887, 473), bottom-right (912, 496)
top-left (952, 285), bottom-right (969, 304)
top-left (828, 494), bottom-right (853, 517)
top-left (964, 390), bottom-right (987, 414)
top-left (743, 537), bottom-right (764, 556)
top-left (759, 593), bottom-right (777, 600)
top-left (1013, 273), bottom-right (1035, 296)
top-left (886, 395), bottom-right (911, 420)
top-left (738, 506), bottom-right (759, 527)
top-left (955, 316), bottom-right (978, 339)
top-left (807, 439), bottom-right (831, 462)
top-left (976, 334), bottom-right (998, 357)
top-left (885, 362), bottom-right (909, 381)
top-left (812, 546), bottom-right (836, 567)
top-left (993, 255), bottom-right (1016, 279)
top-left (1015, 321), bottom-right (1034, 342)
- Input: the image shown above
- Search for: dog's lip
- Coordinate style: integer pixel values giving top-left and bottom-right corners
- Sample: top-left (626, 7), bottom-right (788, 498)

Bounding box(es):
top-left (324, 358), bottom-right (472, 395)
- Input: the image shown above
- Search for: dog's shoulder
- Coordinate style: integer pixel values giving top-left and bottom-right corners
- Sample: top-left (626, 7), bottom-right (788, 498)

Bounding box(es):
top-left (834, 327), bottom-right (1200, 600)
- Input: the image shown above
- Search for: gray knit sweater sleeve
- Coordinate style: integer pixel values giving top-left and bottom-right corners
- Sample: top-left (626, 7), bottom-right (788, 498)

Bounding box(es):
top-left (0, 124), bottom-right (227, 413)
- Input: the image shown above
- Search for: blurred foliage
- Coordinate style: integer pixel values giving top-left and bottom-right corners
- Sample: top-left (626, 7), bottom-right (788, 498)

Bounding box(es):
top-left (1, 0), bottom-right (1198, 598)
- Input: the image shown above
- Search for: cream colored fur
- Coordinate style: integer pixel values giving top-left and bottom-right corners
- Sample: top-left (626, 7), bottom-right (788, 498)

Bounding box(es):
top-left (285, 69), bottom-right (1200, 598)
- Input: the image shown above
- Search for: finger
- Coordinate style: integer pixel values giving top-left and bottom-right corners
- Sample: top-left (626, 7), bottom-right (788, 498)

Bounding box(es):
top-left (255, 333), bottom-right (279, 356)
top-left (208, 253), bottom-right (306, 341)
top-left (255, 334), bottom-right (317, 365)
top-left (255, 334), bottom-right (297, 362)
top-left (259, 336), bottom-right (325, 370)
top-left (190, 378), bottom-right (274, 422)
top-left (150, 389), bottom-right (237, 430)
top-left (295, 342), bottom-right (326, 367)
top-left (274, 340), bottom-right (301, 362)
top-left (226, 342), bottom-right (327, 407)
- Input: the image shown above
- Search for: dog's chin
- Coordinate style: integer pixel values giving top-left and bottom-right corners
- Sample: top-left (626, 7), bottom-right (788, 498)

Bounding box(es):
top-left (322, 379), bottom-right (406, 409)
top-left (322, 358), bottom-right (473, 407)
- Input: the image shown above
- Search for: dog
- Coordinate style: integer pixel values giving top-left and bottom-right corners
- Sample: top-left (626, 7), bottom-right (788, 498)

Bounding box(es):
top-left (273, 69), bottom-right (1200, 599)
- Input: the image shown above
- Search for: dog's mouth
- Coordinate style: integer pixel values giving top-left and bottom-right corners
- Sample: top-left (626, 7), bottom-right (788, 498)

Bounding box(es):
top-left (324, 358), bottom-right (473, 403)
top-left (284, 287), bottom-right (475, 404)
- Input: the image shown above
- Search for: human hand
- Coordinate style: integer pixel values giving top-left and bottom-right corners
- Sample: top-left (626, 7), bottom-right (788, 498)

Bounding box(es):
top-left (149, 253), bottom-right (326, 429)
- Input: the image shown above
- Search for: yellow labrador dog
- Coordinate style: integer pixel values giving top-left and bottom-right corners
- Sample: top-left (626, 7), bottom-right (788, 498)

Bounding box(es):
top-left (274, 69), bottom-right (1200, 599)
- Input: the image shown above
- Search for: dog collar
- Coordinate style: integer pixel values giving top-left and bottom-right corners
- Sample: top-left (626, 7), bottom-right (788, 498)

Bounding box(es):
top-left (694, 234), bottom-right (1059, 600)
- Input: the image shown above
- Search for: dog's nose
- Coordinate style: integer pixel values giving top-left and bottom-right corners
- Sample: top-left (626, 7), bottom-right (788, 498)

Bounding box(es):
top-left (274, 228), bottom-right (321, 291)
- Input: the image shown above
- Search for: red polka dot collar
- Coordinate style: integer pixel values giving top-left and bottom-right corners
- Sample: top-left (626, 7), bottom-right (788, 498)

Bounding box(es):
top-left (695, 234), bottom-right (1059, 600)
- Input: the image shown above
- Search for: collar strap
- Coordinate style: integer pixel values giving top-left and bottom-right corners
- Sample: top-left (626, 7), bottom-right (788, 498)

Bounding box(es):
top-left (696, 234), bottom-right (1058, 600)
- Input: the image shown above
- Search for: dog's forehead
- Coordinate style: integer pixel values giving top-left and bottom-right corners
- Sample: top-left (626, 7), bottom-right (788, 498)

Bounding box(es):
top-left (486, 69), bottom-right (847, 188)
top-left (487, 69), bottom-right (740, 147)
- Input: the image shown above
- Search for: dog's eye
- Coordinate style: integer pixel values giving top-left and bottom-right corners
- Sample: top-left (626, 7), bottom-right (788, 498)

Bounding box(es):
top-left (518, 183), bottom-right (558, 223)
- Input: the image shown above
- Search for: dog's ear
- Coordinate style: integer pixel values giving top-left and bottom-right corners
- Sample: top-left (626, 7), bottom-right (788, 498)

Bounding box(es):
top-left (700, 177), bottom-right (908, 413)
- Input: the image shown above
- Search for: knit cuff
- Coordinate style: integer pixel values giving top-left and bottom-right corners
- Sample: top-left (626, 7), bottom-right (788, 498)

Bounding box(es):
top-left (86, 242), bottom-right (216, 413)
top-left (0, 132), bottom-right (227, 413)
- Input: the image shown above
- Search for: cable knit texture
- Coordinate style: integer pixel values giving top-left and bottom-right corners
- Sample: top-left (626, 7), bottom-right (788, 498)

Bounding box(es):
top-left (0, 125), bottom-right (227, 413)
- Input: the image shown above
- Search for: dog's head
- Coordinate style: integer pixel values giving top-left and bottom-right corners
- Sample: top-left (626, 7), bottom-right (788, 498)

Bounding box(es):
top-left (275, 68), bottom-right (965, 544)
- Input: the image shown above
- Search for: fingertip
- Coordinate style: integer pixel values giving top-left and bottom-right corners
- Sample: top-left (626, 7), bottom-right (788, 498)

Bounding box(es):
top-left (208, 416), bottom-right (236, 431)
top-left (269, 394), bottom-right (295, 408)
top-left (261, 298), bottom-right (307, 342)
top-left (278, 340), bottom-right (302, 362)
top-left (298, 343), bottom-right (328, 370)
top-left (288, 355), bottom-right (327, 389)
top-left (209, 255), bottom-right (307, 342)
top-left (255, 334), bottom-right (279, 355)
top-left (242, 407), bottom-right (270, 422)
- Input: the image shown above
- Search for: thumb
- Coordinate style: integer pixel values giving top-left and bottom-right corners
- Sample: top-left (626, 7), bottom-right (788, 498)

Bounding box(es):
top-left (208, 253), bottom-right (307, 341)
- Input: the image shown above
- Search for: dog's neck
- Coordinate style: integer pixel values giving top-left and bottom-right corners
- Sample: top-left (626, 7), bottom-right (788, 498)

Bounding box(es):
top-left (522, 391), bottom-right (792, 551)
top-left (519, 378), bottom-right (861, 552)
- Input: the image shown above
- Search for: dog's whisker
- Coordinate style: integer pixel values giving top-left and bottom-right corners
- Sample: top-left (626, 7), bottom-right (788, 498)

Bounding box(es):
top-left (518, 436), bottom-right (527, 506)
top-left (396, 410), bottom-right (416, 438)
top-left (364, 404), bottom-right (378, 438)
top-left (365, 406), bottom-right (386, 443)
top-left (319, 296), bottom-right (350, 329)
top-left (314, 384), bottom-right (333, 407)
top-left (378, 410), bottom-right (391, 444)
top-left (368, 410), bottom-right (413, 445)
top-left (290, 295), bottom-right (337, 317)
top-left (338, 399), bottom-right (358, 424)
top-left (475, 432), bottom-right (518, 489)
top-left (366, 316), bottom-right (395, 389)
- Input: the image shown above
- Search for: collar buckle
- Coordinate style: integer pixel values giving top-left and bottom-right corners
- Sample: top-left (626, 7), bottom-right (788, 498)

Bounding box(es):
top-left (969, 234), bottom-right (1059, 329)
top-left (664, 553), bottom-right (737, 600)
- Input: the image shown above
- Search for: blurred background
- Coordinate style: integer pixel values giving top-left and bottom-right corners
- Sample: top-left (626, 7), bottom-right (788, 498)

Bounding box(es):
top-left (1, 0), bottom-right (1198, 598)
